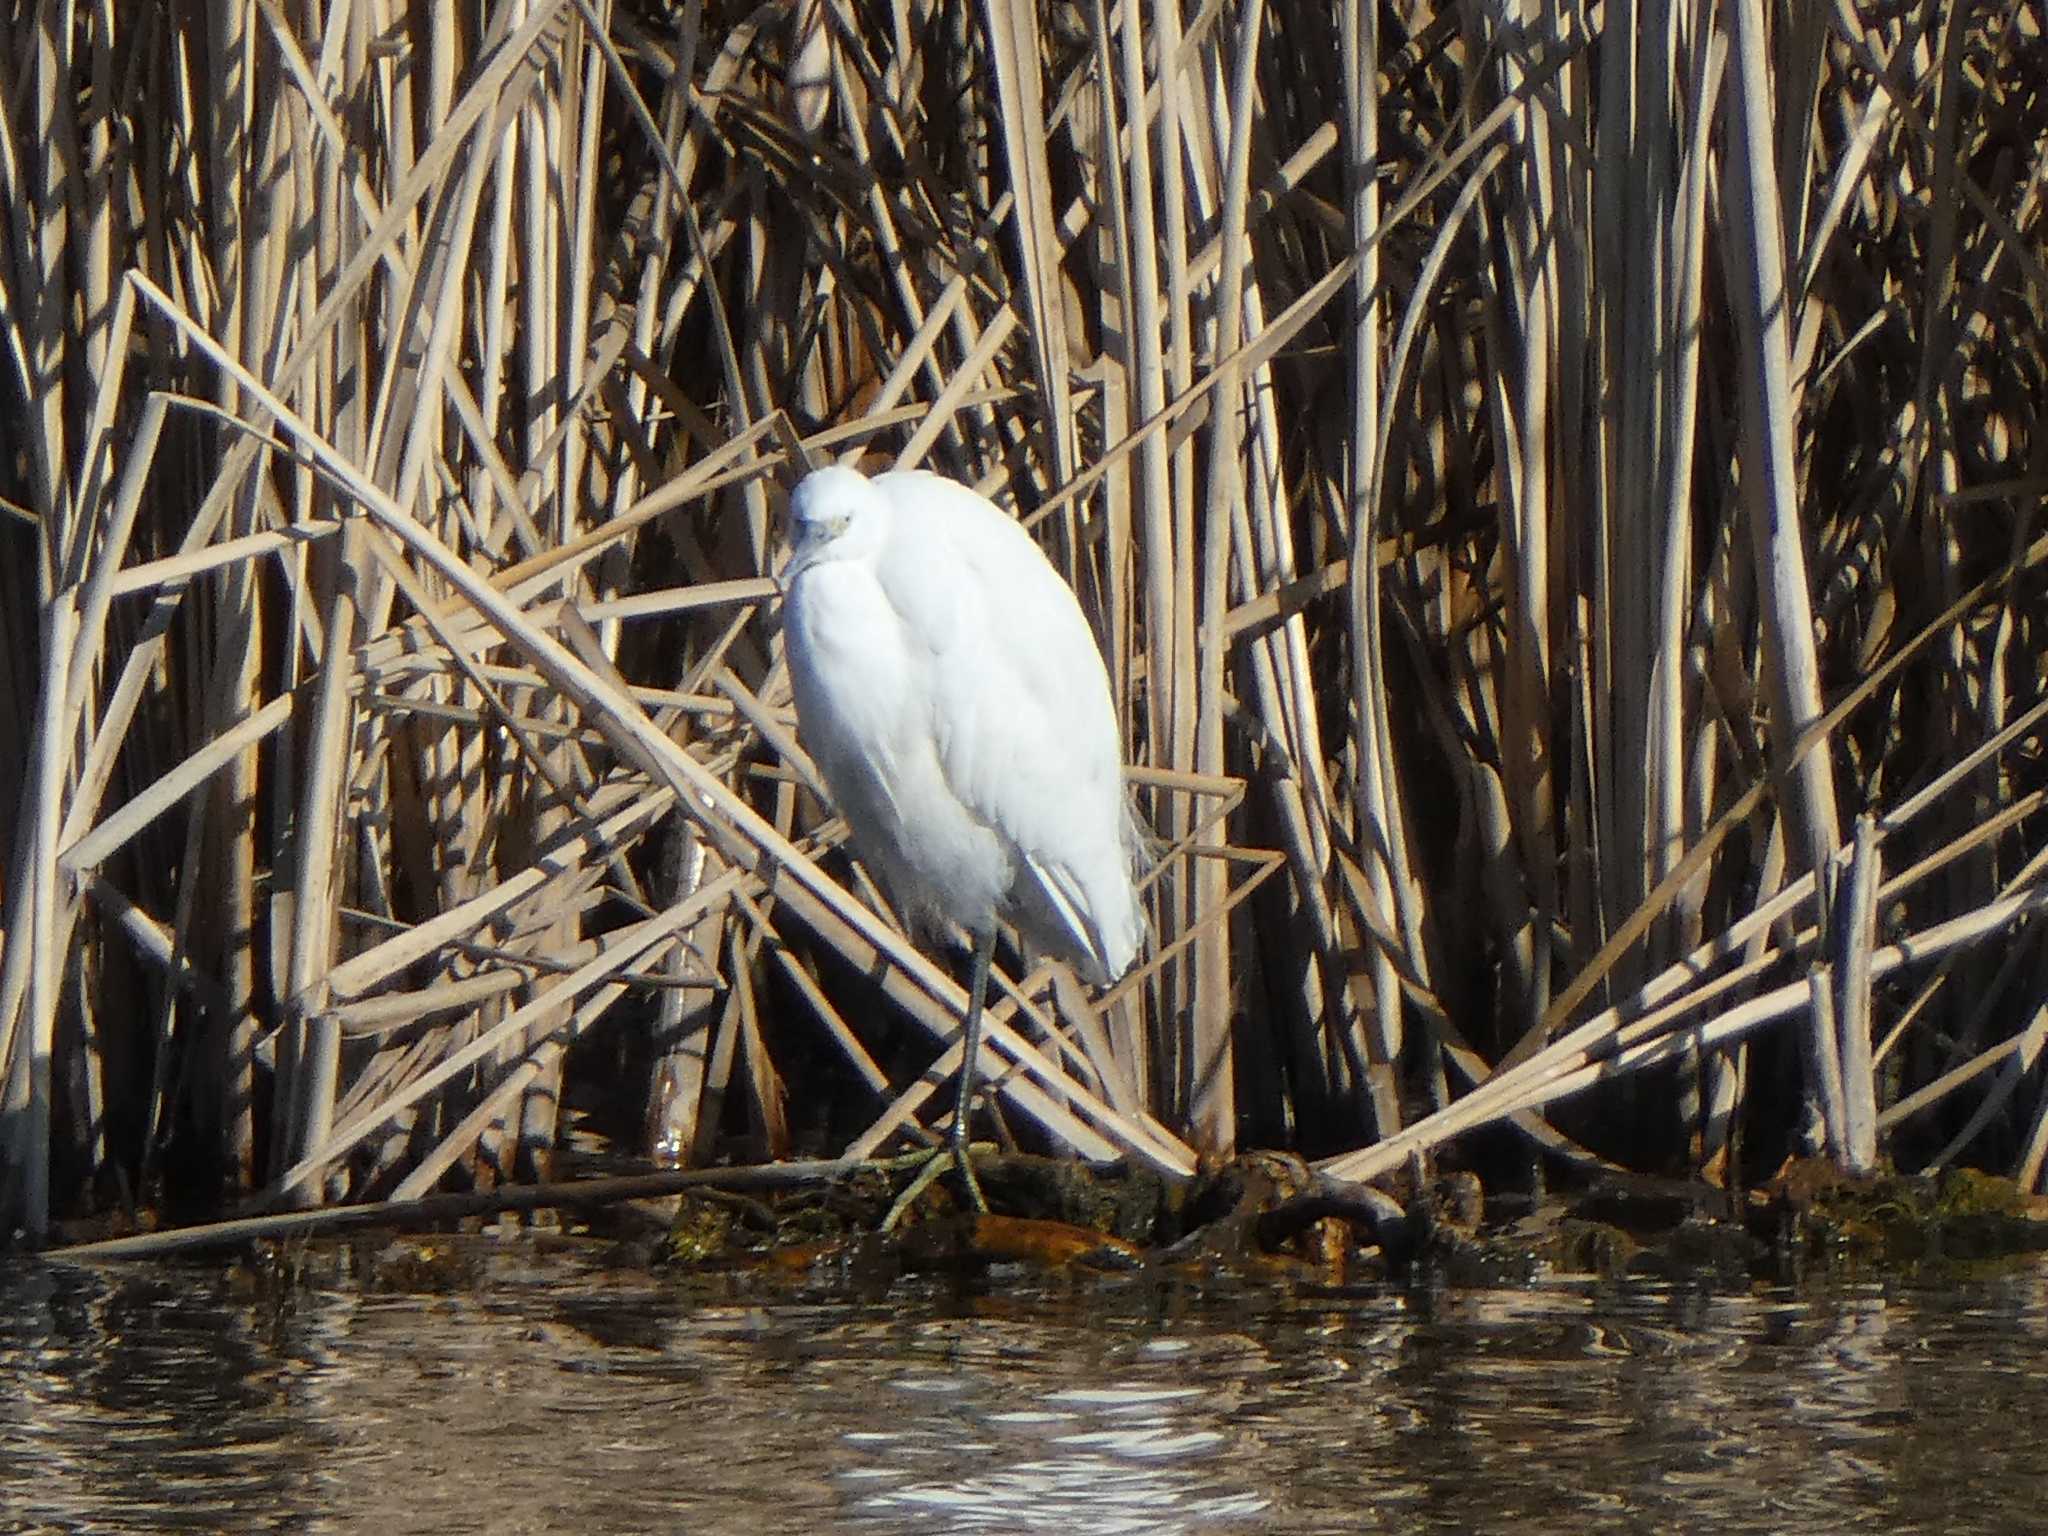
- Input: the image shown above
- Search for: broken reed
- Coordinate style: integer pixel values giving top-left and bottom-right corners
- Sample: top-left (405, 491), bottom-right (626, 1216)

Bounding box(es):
top-left (0, 1), bottom-right (2043, 1239)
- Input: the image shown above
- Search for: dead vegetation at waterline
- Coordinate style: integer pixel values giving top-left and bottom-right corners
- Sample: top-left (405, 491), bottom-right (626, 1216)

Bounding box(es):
top-left (0, 1), bottom-right (2044, 1245)
top-left (51, 1152), bottom-right (2048, 1292)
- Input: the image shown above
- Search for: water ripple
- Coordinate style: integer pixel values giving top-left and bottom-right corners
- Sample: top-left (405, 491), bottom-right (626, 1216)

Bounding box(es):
top-left (3, 1254), bottom-right (2048, 1533)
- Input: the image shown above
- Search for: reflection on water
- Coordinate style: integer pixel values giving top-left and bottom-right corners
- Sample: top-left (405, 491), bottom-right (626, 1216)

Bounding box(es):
top-left (3, 1241), bottom-right (2048, 1534)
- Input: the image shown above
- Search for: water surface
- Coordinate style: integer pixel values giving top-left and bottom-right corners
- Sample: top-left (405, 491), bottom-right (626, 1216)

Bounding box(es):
top-left (2, 1241), bottom-right (2042, 1533)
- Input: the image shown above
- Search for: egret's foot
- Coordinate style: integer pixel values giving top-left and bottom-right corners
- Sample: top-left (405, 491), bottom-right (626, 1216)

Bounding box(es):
top-left (950, 1130), bottom-right (990, 1215)
top-left (879, 1138), bottom-right (992, 1232)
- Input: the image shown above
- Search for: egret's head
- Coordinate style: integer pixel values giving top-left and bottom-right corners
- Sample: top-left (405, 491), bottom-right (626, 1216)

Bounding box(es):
top-left (784, 465), bottom-right (886, 584)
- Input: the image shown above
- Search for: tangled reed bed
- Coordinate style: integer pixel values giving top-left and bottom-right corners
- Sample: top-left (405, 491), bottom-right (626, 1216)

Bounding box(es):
top-left (1, 1), bottom-right (2044, 1241)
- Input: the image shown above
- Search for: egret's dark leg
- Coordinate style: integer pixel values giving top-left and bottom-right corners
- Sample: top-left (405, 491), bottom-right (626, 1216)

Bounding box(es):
top-left (946, 926), bottom-right (997, 1214)
top-left (878, 927), bottom-right (995, 1230)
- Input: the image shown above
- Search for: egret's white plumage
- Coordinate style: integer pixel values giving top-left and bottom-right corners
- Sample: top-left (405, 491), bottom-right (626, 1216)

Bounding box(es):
top-left (781, 464), bottom-right (1143, 1205)
top-left (784, 465), bottom-right (1142, 979)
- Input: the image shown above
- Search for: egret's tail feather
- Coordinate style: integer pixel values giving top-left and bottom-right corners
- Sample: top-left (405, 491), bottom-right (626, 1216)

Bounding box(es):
top-left (1014, 850), bottom-right (1142, 988)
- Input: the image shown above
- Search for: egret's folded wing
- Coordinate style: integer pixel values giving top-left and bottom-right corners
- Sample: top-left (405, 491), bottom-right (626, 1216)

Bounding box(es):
top-left (870, 471), bottom-right (1141, 979)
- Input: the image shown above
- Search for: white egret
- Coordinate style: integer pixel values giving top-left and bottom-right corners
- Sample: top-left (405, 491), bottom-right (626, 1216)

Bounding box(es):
top-left (780, 464), bottom-right (1144, 1212)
